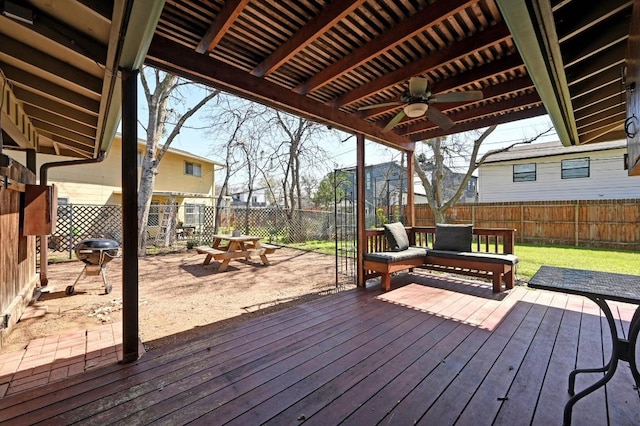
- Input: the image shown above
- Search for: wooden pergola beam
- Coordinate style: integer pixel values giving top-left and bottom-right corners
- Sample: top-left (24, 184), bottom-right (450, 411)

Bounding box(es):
top-left (332, 23), bottom-right (512, 108)
top-left (294, 0), bottom-right (475, 95)
top-left (251, 0), bottom-right (365, 78)
top-left (1, 62), bottom-right (101, 114)
top-left (147, 35), bottom-right (415, 150)
top-left (410, 105), bottom-right (547, 140)
top-left (388, 76), bottom-right (535, 134)
top-left (360, 54), bottom-right (526, 120)
top-left (195, 0), bottom-right (250, 54)
top-left (0, 34), bottom-right (103, 97)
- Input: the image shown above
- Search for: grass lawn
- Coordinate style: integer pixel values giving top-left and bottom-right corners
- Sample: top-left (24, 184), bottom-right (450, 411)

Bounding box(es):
top-left (287, 240), bottom-right (640, 282)
top-left (514, 244), bottom-right (640, 280)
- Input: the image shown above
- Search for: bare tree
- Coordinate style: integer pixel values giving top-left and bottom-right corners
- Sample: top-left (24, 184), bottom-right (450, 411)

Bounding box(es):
top-left (137, 67), bottom-right (219, 255)
top-left (205, 96), bottom-right (266, 233)
top-left (414, 126), bottom-right (554, 223)
top-left (269, 111), bottom-right (330, 220)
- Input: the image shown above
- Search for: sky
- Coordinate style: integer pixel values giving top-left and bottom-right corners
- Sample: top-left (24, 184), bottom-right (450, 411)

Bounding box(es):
top-left (139, 81), bottom-right (558, 184)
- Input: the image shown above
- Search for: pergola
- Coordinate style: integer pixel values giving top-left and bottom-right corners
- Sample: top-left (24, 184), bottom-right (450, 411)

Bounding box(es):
top-left (1, 0), bottom-right (638, 361)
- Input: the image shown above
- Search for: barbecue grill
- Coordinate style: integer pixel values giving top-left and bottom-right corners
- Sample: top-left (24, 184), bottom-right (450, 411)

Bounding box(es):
top-left (67, 238), bottom-right (119, 295)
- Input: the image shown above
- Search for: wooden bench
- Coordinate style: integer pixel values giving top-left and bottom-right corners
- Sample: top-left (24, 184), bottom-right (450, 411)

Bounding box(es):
top-left (364, 227), bottom-right (518, 293)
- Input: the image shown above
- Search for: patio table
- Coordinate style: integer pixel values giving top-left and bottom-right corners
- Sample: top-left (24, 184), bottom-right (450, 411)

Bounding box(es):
top-left (196, 234), bottom-right (277, 272)
top-left (529, 266), bottom-right (640, 426)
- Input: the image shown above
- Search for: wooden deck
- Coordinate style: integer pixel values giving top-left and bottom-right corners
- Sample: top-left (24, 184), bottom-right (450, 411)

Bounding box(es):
top-left (1, 271), bottom-right (639, 425)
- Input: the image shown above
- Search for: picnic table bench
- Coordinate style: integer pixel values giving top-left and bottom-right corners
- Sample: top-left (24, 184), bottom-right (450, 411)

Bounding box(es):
top-left (196, 234), bottom-right (279, 272)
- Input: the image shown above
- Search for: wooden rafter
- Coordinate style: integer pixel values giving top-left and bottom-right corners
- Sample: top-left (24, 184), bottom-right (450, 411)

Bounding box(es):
top-left (331, 23), bottom-right (512, 108)
top-left (411, 105), bottom-right (547, 141)
top-left (23, 105), bottom-right (97, 138)
top-left (400, 92), bottom-right (541, 137)
top-left (390, 76), bottom-right (536, 132)
top-left (1, 63), bottom-right (100, 115)
top-left (195, 0), bottom-right (250, 54)
top-left (294, 0), bottom-right (475, 95)
top-left (148, 35), bottom-right (414, 149)
top-left (251, 0), bottom-right (365, 78)
top-left (360, 54), bottom-right (525, 120)
top-left (0, 34), bottom-right (103, 97)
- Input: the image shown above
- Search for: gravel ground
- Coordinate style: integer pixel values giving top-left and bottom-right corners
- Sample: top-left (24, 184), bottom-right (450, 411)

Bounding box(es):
top-left (2, 247), bottom-right (354, 353)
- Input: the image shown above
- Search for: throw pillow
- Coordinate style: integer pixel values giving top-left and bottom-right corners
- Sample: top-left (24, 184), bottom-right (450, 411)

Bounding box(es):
top-left (434, 223), bottom-right (473, 252)
top-left (383, 222), bottom-right (409, 251)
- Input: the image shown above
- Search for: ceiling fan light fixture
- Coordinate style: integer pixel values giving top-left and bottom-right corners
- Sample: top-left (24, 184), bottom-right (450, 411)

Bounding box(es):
top-left (404, 102), bottom-right (428, 118)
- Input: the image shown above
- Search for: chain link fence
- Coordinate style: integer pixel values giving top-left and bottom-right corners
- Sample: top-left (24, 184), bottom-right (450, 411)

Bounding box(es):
top-left (41, 204), bottom-right (338, 258)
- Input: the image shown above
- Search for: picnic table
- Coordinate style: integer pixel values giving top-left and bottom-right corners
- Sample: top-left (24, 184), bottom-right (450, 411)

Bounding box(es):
top-left (195, 234), bottom-right (279, 272)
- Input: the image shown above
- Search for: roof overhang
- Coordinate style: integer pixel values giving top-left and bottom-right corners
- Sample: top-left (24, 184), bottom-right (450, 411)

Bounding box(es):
top-left (497, 0), bottom-right (633, 146)
top-left (1, 0), bottom-right (636, 157)
top-left (0, 0), bottom-right (164, 158)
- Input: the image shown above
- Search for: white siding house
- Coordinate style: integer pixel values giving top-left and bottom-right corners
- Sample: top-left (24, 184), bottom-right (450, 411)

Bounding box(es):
top-left (478, 140), bottom-right (639, 202)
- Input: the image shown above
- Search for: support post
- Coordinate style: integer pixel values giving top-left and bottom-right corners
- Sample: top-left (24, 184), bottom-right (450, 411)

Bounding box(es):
top-left (26, 149), bottom-right (36, 174)
top-left (121, 68), bottom-right (139, 363)
top-left (405, 148), bottom-right (415, 226)
top-left (356, 133), bottom-right (366, 287)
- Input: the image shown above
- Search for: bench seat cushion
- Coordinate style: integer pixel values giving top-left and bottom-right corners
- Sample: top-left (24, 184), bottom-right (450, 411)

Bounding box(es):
top-left (427, 249), bottom-right (519, 265)
top-left (364, 246), bottom-right (428, 264)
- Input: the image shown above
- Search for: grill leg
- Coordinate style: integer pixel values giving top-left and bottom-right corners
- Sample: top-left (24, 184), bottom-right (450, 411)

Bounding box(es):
top-left (101, 266), bottom-right (113, 294)
top-left (67, 265), bottom-right (87, 295)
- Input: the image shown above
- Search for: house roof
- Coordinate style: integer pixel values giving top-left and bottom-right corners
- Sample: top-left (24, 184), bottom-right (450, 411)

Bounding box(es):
top-left (483, 139), bottom-right (628, 163)
top-left (0, 1), bottom-right (636, 159)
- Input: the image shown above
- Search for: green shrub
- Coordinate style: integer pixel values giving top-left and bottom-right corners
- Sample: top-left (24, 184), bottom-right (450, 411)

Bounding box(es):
top-left (186, 240), bottom-right (200, 249)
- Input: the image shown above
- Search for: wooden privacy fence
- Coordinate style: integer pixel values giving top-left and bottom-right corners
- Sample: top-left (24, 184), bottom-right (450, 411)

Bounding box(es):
top-left (414, 199), bottom-right (640, 251)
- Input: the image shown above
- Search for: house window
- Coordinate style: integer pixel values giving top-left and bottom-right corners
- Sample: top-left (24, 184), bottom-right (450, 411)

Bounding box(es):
top-left (184, 203), bottom-right (203, 225)
top-left (148, 201), bottom-right (159, 226)
top-left (513, 163), bottom-right (536, 182)
top-left (185, 161), bottom-right (202, 177)
top-left (562, 157), bottom-right (590, 179)
top-left (466, 180), bottom-right (476, 191)
top-left (366, 172), bottom-right (371, 190)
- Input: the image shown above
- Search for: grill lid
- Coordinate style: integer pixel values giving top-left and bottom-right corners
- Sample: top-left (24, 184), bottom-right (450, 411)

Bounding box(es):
top-left (75, 239), bottom-right (119, 265)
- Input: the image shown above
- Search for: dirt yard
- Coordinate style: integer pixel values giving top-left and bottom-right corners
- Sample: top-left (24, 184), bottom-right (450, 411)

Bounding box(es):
top-left (2, 247), bottom-right (354, 353)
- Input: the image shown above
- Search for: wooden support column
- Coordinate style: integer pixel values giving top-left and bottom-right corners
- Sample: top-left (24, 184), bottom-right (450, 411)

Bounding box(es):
top-left (405, 148), bottom-right (415, 226)
top-left (356, 133), bottom-right (366, 288)
top-left (26, 149), bottom-right (36, 174)
top-left (121, 69), bottom-right (139, 363)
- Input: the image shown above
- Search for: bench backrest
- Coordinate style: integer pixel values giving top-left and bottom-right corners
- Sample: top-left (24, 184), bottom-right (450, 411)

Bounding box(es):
top-left (364, 226), bottom-right (515, 255)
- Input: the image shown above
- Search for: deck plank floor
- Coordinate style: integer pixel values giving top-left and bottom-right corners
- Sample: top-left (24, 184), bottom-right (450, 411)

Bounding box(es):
top-left (1, 271), bottom-right (639, 425)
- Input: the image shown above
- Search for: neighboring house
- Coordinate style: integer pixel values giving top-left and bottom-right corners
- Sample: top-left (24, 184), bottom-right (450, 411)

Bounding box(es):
top-left (228, 187), bottom-right (269, 207)
top-left (348, 161), bottom-right (477, 217)
top-left (478, 140), bottom-right (638, 202)
top-left (415, 163), bottom-right (478, 204)
top-left (12, 135), bottom-right (223, 227)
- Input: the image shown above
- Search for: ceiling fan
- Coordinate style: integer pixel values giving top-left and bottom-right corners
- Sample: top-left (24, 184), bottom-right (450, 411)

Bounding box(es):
top-left (358, 77), bottom-right (483, 133)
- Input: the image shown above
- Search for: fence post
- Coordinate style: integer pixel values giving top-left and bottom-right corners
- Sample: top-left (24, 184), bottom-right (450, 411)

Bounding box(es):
top-left (68, 204), bottom-right (74, 259)
top-left (574, 202), bottom-right (579, 246)
top-left (520, 204), bottom-right (524, 243)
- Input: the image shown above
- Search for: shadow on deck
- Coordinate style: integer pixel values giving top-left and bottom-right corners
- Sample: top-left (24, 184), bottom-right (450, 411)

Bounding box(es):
top-left (1, 271), bottom-right (639, 425)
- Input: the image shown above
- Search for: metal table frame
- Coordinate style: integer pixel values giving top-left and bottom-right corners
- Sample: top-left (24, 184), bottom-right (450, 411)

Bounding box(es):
top-left (529, 266), bottom-right (640, 426)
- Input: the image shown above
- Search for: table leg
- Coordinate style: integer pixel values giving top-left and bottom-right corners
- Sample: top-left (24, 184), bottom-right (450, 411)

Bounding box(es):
top-left (218, 259), bottom-right (231, 272)
top-left (564, 296), bottom-right (620, 426)
top-left (628, 306), bottom-right (640, 389)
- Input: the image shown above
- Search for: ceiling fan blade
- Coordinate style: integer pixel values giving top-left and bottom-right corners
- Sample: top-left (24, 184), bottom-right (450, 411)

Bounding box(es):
top-left (409, 77), bottom-right (429, 97)
top-left (382, 111), bottom-right (406, 133)
top-left (357, 101), bottom-right (403, 110)
top-left (426, 106), bottom-right (454, 130)
top-left (430, 90), bottom-right (483, 103)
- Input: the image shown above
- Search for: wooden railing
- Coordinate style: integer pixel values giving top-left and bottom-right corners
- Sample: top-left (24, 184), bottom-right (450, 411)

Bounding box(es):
top-left (364, 226), bottom-right (515, 255)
